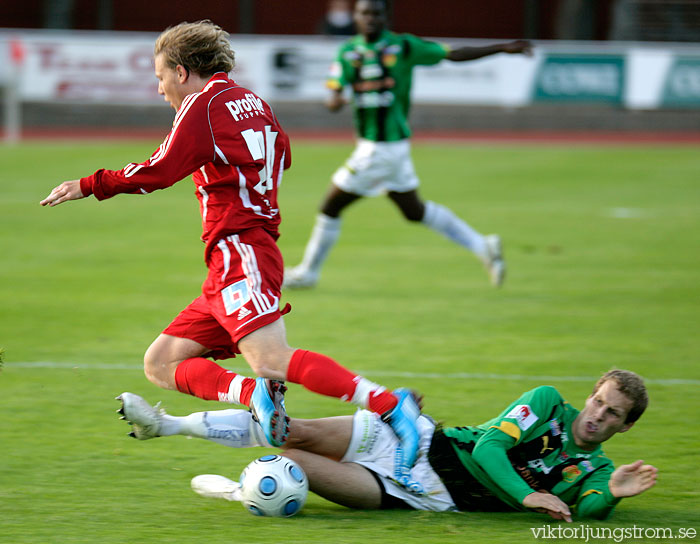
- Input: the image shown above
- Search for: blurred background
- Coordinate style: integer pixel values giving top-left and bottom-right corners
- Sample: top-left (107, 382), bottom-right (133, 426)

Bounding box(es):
top-left (2, 0), bottom-right (700, 141)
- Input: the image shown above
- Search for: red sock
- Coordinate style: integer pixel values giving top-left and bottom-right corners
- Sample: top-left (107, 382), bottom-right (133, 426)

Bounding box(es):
top-left (174, 357), bottom-right (256, 405)
top-left (286, 350), bottom-right (397, 414)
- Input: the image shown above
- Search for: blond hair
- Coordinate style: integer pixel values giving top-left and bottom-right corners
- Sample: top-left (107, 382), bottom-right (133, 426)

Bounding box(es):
top-left (592, 369), bottom-right (648, 423)
top-left (154, 20), bottom-right (235, 76)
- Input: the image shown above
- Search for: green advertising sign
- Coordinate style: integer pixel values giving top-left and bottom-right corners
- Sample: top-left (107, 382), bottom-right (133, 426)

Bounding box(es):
top-left (534, 54), bottom-right (625, 104)
top-left (662, 57), bottom-right (700, 108)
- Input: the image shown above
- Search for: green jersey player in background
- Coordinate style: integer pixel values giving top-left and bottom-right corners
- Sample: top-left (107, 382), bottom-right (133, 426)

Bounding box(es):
top-left (283, 0), bottom-right (532, 289)
top-left (117, 369), bottom-right (657, 520)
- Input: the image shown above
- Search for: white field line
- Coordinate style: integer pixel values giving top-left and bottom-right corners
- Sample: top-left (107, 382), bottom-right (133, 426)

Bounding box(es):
top-left (6, 361), bottom-right (700, 386)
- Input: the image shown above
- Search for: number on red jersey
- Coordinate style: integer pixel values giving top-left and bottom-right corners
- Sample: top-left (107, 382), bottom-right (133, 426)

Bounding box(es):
top-left (241, 126), bottom-right (278, 195)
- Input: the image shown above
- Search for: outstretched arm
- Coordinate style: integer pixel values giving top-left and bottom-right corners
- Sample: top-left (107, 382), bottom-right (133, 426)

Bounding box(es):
top-left (574, 460), bottom-right (657, 520)
top-left (40, 180), bottom-right (85, 207)
top-left (609, 460), bottom-right (658, 498)
top-left (446, 40), bottom-right (532, 62)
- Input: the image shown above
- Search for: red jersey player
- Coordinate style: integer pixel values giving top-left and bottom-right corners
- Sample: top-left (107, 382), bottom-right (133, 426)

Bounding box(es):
top-left (40, 20), bottom-right (424, 493)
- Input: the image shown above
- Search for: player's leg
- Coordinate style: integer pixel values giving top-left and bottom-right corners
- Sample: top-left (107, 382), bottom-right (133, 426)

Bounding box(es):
top-left (144, 333), bottom-right (210, 390)
top-left (283, 449), bottom-right (383, 509)
top-left (384, 138), bottom-right (505, 287)
top-left (283, 186), bottom-right (360, 289)
top-left (283, 415), bottom-right (355, 460)
top-left (239, 323), bottom-right (423, 490)
top-left (240, 322), bottom-right (400, 417)
top-left (388, 189), bottom-right (505, 287)
top-left (143, 298), bottom-right (259, 406)
top-left (116, 389), bottom-right (354, 455)
top-left (191, 451), bottom-right (385, 508)
top-left (389, 188), bottom-right (488, 257)
top-left (209, 230), bottom-right (422, 475)
top-left (115, 391), bottom-right (270, 447)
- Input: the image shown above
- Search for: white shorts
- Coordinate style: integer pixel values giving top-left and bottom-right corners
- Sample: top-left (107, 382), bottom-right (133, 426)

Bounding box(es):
top-left (341, 410), bottom-right (457, 512)
top-left (332, 139), bottom-right (420, 197)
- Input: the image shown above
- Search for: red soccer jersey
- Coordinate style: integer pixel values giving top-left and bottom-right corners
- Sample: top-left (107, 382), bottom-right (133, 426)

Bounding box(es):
top-left (80, 73), bottom-right (292, 260)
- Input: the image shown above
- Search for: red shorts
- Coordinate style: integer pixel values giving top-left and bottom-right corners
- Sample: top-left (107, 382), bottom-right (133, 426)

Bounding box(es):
top-left (163, 228), bottom-right (287, 360)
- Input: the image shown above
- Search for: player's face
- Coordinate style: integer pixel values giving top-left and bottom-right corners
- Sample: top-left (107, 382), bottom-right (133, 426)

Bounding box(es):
top-left (354, 0), bottom-right (385, 39)
top-left (154, 53), bottom-right (187, 111)
top-left (573, 380), bottom-right (634, 449)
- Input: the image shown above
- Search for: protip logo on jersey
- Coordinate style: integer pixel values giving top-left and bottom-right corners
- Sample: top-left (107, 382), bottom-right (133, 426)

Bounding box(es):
top-left (507, 405), bottom-right (539, 431)
top-left (226, 93), bottom-right (265, 122)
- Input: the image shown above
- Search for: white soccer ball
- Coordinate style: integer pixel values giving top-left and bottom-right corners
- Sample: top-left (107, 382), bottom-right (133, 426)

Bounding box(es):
top-left (239, 455), bottom-right (309, 517)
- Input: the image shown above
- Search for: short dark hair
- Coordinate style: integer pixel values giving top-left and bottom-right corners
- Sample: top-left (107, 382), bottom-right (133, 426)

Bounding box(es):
top-left (154, 20), bottom-right (235, 77)
top-left (592, 369), bottom-right (648, 423)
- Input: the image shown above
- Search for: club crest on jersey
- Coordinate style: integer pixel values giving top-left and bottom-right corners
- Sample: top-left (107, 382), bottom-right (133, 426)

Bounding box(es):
top-left (225, 93), bottom-right (265, 122)
top-left (562, 465), bottom-right (582, 482)
top-left (382, 45), bottom-right (400, 67)
top-left (507, 404), bottom-right (539, 431)
top-left (382, 53), bottom-right (397, 67)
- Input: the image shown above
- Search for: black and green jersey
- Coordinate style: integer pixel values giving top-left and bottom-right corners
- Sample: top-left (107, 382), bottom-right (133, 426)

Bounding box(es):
top-left (428, 386), bottom-right (621, 519)
top-left (328, 30), bottom-right (448, 142)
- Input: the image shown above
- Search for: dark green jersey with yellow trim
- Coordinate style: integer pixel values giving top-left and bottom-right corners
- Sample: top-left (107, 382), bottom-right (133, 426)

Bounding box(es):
top-left (327, 30), bottom-right (448, 141)
top-left (428, 386), bottom-right (621, 519)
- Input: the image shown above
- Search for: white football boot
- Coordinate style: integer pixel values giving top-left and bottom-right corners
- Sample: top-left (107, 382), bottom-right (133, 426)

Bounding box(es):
top-left (483, 234), bottom-right (506, 287)
top-left (116, 392), bottom-right (164, 440)
top-left (282, 266), bottom-right (319, 289)
top-left (191, 474), bottom-right (243, 502)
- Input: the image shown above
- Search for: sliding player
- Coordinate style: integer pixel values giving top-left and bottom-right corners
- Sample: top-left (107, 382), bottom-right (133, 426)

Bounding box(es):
top-left (117, 369), bottom-right (656, 519)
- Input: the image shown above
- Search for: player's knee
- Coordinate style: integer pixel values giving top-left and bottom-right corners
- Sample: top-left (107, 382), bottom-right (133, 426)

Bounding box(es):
top-left (143, 367), bottom-right (160, 386)
top-left (402, 209), bottom-right (423, 222)
top-left (143, 341), bottom-right (159, 369)
top-left (239, 338), bottom-right (294, 380)
top-left (143, 344), bottom-right (172, 385)
top-left (282, 419), bottom-right (314, 450)
top-left (246, 355), bottom-right (288, 381)
top-left (143, 349), bottom-right (161, 383)
top-left (399, 202), bottom-right (425, 222)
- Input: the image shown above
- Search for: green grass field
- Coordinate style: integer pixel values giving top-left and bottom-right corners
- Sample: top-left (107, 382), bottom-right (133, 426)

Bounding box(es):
top-left (1, 139), bottom-right (699, 543)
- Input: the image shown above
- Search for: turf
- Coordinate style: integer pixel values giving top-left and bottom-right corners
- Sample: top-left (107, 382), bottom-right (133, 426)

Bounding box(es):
top-left (1, 139), bottom-right (699, 543)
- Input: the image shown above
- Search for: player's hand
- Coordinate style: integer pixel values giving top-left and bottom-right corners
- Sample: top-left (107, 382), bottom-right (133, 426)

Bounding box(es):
top-left (523, 491), bottom-right (572, 523)
top-left (326, 91), bottom-right (347, 112)
top-left (502, 40), bottom-right (533, 57)
top-left (40, 180), bottom-right (85, 207)
top-left (609, 460), bottom-right (658, 498)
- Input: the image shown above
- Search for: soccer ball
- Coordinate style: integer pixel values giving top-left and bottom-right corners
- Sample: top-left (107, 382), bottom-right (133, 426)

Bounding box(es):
top-left (239, 455), bottom-right (309, 517)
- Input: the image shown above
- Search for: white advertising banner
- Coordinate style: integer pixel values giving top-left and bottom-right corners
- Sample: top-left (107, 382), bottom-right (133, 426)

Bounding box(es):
top-left (1, 30), bottom-right (700, 110)
top-left (0, 30), bottom-right (269, 105)
top-left (3, 31), bottom-right (159, 103)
